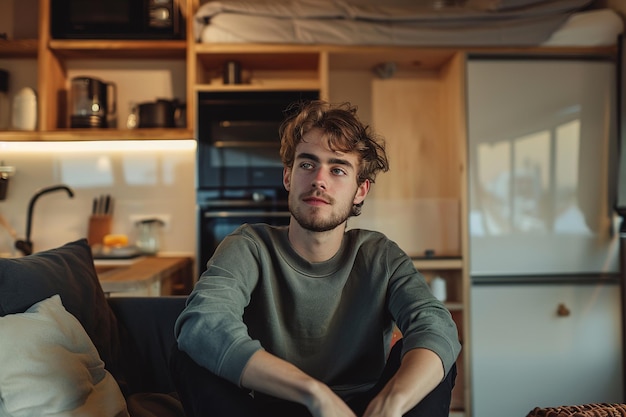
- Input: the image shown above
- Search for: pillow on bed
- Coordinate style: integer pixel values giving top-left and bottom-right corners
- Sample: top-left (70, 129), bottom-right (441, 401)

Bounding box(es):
top-left (0, 239), bottom-right (121, 380)
top-left (0, 295), bottom-right (129, 417)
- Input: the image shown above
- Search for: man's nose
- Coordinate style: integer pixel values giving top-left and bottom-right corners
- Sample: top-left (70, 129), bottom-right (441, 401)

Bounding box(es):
top-left (312, 169), bottom-right (328, 189)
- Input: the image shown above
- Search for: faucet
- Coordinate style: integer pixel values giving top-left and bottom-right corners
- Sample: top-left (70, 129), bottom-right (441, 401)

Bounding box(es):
top-left (15, 184), bottom-right (75, 256)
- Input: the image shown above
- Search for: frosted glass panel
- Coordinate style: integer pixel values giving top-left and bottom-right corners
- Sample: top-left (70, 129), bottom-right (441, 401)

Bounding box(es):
top-left (468, 59), bottom-right (618, 275)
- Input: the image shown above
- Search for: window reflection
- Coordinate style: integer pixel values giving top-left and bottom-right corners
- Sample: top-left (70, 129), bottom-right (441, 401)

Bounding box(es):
top-left (467, 59), bottom-right (617, 275)
top-left (474, 119), bottom-right (590, 236)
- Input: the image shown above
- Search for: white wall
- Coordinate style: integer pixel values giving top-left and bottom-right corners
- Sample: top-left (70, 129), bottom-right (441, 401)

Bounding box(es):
top-left (0, 140), bottom-right (196, 258)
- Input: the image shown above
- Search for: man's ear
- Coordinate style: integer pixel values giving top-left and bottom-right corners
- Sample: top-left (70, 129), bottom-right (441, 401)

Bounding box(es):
top-left (354, 179), bottom-right (370, 205)
top-left (283, 167), bottom-right (292, 191)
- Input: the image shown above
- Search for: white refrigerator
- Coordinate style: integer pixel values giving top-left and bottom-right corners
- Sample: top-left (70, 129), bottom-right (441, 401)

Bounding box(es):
top-left (467, 58), bottom-right (623, 417)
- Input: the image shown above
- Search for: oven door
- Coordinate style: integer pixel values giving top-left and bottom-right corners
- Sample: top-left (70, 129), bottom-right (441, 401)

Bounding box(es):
top-left (197, 145), bottom-right (284, 189)
top-left (198, 206), bottom-right (291, 274)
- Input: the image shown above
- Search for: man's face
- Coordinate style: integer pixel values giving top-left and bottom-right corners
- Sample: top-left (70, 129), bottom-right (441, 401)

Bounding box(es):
top-left (283, 128), bottom-right (369, 232)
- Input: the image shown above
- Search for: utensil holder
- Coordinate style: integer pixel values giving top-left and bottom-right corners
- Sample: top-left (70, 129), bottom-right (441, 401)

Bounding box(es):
top-left (87, 215), bottom-right (112, 247)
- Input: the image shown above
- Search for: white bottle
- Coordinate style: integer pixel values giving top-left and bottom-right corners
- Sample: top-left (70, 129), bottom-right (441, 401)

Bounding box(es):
top-left (430, 276), bottom-right (447, 302)
top-left (12, 87), bottom-right (37, 131)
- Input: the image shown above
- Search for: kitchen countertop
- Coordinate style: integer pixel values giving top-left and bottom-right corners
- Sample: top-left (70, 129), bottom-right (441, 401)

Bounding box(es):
top-left (95, 256), bottom-right (193, 295)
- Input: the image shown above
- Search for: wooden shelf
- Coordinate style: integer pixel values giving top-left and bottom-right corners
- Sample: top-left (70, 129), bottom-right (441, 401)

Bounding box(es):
top-left (48, 39), bottom-right (187, 59)
top-left (0, 39), bottom-right (38, 58)
top-left (195, 45), bottom-right (320, 72)
top-left (463, 44), bottom-right (618, 59)
top-left (328, 46), bottom-right (459, 71)
top-left (412, 258), bottom-right (464, 270)
top-left (194, 47), bottom-right (322, 89)
top-left (195, 81), bottom-right (322, 92)
top-left (0, 128), bottom-right (194, 141)
top-left (194, 43), bottom-right (324, 55)
top-left (206, 44), bottom-right (612, 72)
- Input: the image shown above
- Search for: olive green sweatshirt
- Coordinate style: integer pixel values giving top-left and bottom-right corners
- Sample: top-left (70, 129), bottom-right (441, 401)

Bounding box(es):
top-left (175, 224), bottom-right (461, 399)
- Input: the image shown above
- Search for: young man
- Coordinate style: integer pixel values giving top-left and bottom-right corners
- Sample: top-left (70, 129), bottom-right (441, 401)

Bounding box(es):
top-left (171, 100), bottom-right (461, 417)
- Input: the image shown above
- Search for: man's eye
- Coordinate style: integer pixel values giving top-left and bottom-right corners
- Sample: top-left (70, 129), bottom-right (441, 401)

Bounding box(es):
top-left (332, 168), bottom-right (347, 176)
top-left (300, 162), bottom-right (314, 169)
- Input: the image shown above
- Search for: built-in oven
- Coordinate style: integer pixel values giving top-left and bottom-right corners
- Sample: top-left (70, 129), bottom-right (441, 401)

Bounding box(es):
top-left (197, 188), bottom-right (290, 272)
top-left (196, 90), bottom-right (318, 273)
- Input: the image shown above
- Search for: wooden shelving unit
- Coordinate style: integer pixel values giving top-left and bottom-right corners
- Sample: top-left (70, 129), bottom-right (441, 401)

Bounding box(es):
top-left (0, 128), bottom-right (194, 141)
top-left (47, 39), bottom-right (187, 59)
top-left (0, 0), bottom-right (191, 139)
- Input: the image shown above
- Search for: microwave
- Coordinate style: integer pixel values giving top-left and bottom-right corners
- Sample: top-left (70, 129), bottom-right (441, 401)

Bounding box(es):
top-left (50, 0), bottom-right (182, 40)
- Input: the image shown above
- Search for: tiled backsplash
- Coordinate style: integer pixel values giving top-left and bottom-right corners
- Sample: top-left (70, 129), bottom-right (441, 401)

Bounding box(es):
top-left (0, 140), bottom-right (196, 258)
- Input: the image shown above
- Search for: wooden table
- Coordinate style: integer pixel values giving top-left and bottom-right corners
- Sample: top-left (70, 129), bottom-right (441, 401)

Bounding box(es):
top-left (95, 256), bottom-right (193, 296)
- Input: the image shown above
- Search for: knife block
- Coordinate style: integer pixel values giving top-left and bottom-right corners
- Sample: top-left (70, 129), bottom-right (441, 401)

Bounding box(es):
top-left (87, 215), bottom-right (112, 247)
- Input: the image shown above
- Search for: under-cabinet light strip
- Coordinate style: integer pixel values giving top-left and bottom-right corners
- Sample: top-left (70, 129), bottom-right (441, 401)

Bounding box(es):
top-left (0, 140), bottom-right (197, 153)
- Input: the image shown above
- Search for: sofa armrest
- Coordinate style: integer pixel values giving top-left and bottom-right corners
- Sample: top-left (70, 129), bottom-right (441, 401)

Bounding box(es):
top-left (107, 296), bottom-right (187, 396)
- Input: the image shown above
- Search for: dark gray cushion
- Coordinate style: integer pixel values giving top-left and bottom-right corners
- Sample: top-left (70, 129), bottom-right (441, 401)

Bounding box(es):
top-left (0, 238), bottom-right (121, 380)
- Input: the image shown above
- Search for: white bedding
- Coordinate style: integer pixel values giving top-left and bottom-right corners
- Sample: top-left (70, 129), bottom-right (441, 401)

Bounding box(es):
top-left (542, 9), bottom-right (623, 46)
top-left (195, 0), bottom-right (623, 47)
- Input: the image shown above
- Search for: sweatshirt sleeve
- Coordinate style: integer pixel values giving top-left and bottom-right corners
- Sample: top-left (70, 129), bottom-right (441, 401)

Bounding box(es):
top-left (385, 242), bottom-right (462, 377)
top-left (174, 228), bottom-right (263, 386)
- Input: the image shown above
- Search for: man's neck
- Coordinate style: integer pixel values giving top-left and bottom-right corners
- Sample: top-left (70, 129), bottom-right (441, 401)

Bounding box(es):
top-left (287, 220), bottom-right (346, 263)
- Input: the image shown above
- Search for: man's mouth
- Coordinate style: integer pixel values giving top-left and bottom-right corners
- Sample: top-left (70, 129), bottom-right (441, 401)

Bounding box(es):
top-left (302, 192), bottom-right (330, 205)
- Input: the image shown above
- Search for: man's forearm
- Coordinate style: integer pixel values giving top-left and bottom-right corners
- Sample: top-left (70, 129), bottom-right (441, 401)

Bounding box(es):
top-left (363, 348), bottom-right (445, 417)
top-left (241, 350), bottom-right (356, 417)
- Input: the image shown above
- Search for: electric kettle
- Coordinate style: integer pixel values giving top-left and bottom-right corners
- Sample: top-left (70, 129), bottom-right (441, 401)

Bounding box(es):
top-left (70, 76), bottom-right (117, 128)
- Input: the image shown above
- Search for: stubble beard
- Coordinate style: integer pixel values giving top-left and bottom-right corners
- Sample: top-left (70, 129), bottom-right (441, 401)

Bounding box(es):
top-left (289, 190), bottom-right (353, 232)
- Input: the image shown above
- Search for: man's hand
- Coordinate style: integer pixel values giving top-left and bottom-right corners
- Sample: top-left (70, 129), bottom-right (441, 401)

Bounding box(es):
top-left (305, 380), bottom-right (357, 417)
top-left (241, 350), bottom-right (356, 417)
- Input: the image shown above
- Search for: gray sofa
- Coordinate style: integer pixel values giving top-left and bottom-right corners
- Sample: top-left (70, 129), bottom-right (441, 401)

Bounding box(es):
top-left (0, 238), bottom-right (187, 416)
top-left (108, 296), bottom-right (186, 398)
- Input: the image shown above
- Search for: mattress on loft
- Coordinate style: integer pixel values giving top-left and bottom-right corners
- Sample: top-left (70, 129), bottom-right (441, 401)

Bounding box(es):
top-left (194, 0), bottom-right (623, 47)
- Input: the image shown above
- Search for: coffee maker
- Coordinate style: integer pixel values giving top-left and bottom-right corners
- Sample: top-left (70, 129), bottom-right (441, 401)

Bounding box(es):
top-left (70, 77), bottom-right (117, 128)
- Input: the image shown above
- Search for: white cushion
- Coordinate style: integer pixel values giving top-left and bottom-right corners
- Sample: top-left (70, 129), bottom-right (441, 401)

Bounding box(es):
top-left (0, 294), bottom-right (129, 417)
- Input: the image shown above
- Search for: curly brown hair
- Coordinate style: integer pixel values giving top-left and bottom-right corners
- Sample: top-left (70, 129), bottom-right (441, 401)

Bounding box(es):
top-left (279, 100), bottom-right (389, 216)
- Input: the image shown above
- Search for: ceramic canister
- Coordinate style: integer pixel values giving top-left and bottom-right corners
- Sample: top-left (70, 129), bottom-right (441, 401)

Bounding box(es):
top-left (12, 87), bottom-right (37, 131)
